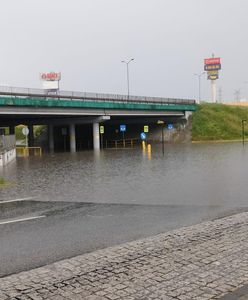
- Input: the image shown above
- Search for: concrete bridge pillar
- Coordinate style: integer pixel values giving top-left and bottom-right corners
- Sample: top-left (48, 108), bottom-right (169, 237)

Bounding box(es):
top-left (9, 126), bottom-right (15, 135)
top-left (93, 122), bottom-right (100, 150)
top-left (28, 125), bottom-right (34, 147)
top-left (69, 124), bottom-right (76, 153)
top-left (48, 125), bottom-right (54, 153)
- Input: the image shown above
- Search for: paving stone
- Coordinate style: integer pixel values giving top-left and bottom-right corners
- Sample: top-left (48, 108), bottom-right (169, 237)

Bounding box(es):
top-left (1, 212), bottom-right (248, 299)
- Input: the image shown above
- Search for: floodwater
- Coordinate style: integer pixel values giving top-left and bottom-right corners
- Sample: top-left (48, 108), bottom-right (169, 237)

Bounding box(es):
top-left (1, 143), bottom-right (248, 207)
top-left (1, 142), bottom-right (248, 277)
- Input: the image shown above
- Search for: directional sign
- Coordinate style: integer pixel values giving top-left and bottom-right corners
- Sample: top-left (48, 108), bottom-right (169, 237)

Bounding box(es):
top-left (120, 125), bottom-right (126, 132)
top-left (167, 124), bottom-right (174, 130)
top-left (144, 125), bottom-right (149, 133)
top-left (100, 126), bottom-right (104, 134)
top-left (22, 127), bottom-right (29, 136)
top-left (140, 132), bottom-right (147, 140)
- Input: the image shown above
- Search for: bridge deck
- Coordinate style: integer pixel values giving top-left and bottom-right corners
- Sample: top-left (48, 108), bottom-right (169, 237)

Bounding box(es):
top-left (0, 86), bottom-right (196, 104)
top-left (0, 86), bottom-right (196, 112)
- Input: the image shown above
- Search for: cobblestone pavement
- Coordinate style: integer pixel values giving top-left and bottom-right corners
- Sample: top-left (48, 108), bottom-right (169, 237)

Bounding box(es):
top-left (1, 212), bottom-right (248, 300)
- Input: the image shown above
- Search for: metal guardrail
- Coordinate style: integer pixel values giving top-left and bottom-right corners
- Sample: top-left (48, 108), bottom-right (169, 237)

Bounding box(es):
top-left (105, 139), bottom-right (140, 149)
top-left (0, 135), bottom-right (16, 152)
top-left (0, 86), bottom-right (196, 105)
top-left (16, 146), bottom-right (42, 157)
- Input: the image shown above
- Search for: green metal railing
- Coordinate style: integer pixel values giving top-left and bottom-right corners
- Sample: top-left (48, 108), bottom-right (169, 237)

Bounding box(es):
top-left (0, 86), bottom-right (196, 112)
top-left (0, 96), bottom-right (196, 112)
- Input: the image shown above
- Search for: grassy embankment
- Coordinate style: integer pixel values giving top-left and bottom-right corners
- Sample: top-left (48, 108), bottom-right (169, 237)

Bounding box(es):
top-left (192, 103), bottom-right (248, 142)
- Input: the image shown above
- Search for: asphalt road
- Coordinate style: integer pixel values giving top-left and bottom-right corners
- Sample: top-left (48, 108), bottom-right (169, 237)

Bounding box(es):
top-left (0, 198), bottom-right (247, 278)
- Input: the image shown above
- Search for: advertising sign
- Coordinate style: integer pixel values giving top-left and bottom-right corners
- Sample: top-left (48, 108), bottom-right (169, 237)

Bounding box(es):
top-left (40, 72), bottom-right (61, 81)
top-left (204, 64), bottom-right (221, 71)
top-left (204, 58), bottom-right (221, 65)
top-left (207, 70), bottom-right (219, 76)
top-left (42, 81), bottom-right (59, 90)
top-left (208, 74), bottom-right (219, 80)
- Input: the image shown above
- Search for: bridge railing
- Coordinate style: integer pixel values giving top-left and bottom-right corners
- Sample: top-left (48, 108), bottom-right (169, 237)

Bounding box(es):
top-left (0, 85), bottom-right (196, 105)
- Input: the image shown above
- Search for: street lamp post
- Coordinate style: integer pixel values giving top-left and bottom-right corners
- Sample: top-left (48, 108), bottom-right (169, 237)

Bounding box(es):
top-left (244, 81), bottom-right (248, 101)
top-left (242, 119), bottom-right (247, 146)
top-left (121, 59), bottom-right (134, 100)
top-left (194, 72), bottom-right (205, 104)
top-left (157, 120), bottom-right (165, 155)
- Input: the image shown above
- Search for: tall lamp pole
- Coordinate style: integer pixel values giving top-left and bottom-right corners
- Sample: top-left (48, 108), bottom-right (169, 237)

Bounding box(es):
top-left (244, 81), bottom-right (248, 101)
top-left (194, 72), bottom-right (205, 104)
top-left (242, 119), bottom-right (246, 146)
top-left (157, 120), bottom-right (165, 155)
top-left (121, 58), bottom-right (134, 100)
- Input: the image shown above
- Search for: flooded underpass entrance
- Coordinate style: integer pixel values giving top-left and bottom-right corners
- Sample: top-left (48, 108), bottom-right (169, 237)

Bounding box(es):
top-left (1, 143), bottom-right (248, 276)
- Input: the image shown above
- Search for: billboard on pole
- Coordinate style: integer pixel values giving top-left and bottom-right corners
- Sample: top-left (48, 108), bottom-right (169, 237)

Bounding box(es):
top-left (204, 57), bottom-right (221, 80)
top-left (40, 72), bottom-right (61, 91)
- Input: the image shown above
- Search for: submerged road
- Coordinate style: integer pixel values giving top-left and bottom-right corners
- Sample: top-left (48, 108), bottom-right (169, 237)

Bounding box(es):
top-left (0, 198), bottom-right (247, 278)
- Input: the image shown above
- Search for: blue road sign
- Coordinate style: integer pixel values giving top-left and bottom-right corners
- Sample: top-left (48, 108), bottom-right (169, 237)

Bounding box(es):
top-left (167, 124), bottom-right (174, 130)
top-left (120, 125), bottom-right (126, 132)
top-left (140, 132), bottom-right (147, 140)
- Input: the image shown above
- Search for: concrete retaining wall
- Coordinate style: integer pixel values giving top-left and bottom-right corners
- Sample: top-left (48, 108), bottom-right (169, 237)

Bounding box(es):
top-left (0, 148), bottom-right (16, 167)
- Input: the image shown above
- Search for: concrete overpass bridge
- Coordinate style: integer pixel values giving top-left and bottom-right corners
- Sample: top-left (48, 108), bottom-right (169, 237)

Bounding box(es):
top-left (0, 86), bottom-right (196, 152)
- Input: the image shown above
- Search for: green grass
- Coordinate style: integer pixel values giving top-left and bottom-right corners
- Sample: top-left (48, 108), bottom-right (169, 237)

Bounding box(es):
top-left (192, 103), bottom-right (248, 141)
top-left (0, 177), bottom-right (5, 185)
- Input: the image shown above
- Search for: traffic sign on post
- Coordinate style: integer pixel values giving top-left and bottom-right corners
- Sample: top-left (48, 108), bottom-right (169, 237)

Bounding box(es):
top-left (167, 124), bottom-right (174, 130)
top-left (144, 125), bottom-right (149, 133)
top-left (120, 125), bottom-right (126, 132)
top-left (22, 127), bottom-right (29, 136)
top-left (100, 126), bottom-right (104, 134)
top-left (140, 132), bottom-right (146, 140)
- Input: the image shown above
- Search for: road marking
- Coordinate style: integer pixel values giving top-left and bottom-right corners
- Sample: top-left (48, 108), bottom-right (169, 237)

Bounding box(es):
top-left (0, 197), bottom-right (34, 204)
top-left (0, 215), bottom-right (45, 226)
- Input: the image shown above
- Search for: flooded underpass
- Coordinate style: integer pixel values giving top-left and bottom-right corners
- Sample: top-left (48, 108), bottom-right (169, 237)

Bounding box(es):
top-left (1, 143), bottom-right (248, 276)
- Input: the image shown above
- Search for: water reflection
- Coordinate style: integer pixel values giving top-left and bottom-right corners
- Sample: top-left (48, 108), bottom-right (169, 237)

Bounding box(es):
top-left (1, 143), bottom-right (248, 207)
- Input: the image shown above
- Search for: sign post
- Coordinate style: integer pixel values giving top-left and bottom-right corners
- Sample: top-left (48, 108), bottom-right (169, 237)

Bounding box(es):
top-left (61, 128), bottom-right (67, 152)
top-left (100, 126), bottom-right (104, 149)
top-left (22, 126), bottom-right (29, 148)
top-left (120, 125), bottom-right (126, 145)
top-left (157, 120), bottom-right (165, 155)
top-left (140, 132), bottom-right (147, 140)
top-left (204, 56), bottom-right (221, 103)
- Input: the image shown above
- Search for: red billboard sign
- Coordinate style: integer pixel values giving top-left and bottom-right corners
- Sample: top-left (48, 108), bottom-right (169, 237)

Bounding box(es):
top-left (40, 72), bottom-right (61, 81)
top-left (204, 58), bottom-right (221, 65)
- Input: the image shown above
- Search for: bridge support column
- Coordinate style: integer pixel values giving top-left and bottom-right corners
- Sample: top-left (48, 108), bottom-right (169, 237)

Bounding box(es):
top-left (69, 124), bottom-right (76, 153)
top-left (48, 125), bottom-right (54, 153)
top-left (9, 126), bottom-right (15, 135)
top-left (93, 122), bottom-right (100, 150)
top-left (28, 125), bottom-right (34, 147)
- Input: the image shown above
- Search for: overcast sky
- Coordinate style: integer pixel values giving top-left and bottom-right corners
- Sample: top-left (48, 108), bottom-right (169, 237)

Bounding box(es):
top-left (0, 0), bottom-right (248, 101)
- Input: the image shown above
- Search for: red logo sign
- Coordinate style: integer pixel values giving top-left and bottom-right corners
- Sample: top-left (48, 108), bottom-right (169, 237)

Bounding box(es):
top-left (204, 58), bottom-right (221, 65)
top-left (40, 72), bottom-right (61, 81)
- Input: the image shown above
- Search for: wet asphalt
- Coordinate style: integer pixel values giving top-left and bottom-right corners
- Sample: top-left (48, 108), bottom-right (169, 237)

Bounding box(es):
top-left (0, 199), bottom-right (247, 278)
